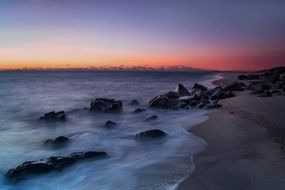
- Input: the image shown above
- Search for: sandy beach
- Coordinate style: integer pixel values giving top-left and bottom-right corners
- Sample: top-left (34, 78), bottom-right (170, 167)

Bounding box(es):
top-left (178, 73), bottom-right (285, 190)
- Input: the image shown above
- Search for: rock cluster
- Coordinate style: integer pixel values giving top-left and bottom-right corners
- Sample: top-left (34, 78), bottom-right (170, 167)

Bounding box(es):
top-left (88, 98), bottom-right (122, 113)
top-left (149, 83), bottom-right (237, 110)
top-left (239, 67), bottom-right (285, 97)
top-left (5, 151), bottom-right (107, 183)
top-left (39, 111), bottom-right (67, 121)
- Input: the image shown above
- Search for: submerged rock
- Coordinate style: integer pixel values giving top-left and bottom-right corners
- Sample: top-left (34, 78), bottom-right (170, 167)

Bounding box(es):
top-left (5, 151), bottom-right (107, 183)
top-left (144, 115), bottom-right (158, 121)
top-left (133, 108), bottom-right (146, 113)
top-left (89, 98), bottom-right (122, 113)
top-left (44, 136), bottom-right (69, 148)
top-left (104, 120), bottom-right (117, 128)
top-left (206, 103), bottom-right (223, 109)
top-left (129, 99), bottom-right (139, 105)
top-left (39, 111), bottom-right (67, 121)
top-left (175, 84), bottom-right (190, 96)
top-left (135, 129), bottom-right (167, 139)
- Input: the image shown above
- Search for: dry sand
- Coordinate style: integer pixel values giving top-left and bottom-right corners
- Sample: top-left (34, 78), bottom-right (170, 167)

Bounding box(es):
top-left (178, 74), bottom-right (285, 190)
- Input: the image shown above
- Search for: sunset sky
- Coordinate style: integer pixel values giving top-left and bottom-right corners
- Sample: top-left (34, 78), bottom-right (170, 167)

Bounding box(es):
top-left (1, 0), bottom-right (285, 71)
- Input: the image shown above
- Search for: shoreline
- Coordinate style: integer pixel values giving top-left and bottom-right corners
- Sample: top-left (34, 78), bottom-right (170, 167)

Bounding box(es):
top-left (178, 72), bottom-right (285, 190)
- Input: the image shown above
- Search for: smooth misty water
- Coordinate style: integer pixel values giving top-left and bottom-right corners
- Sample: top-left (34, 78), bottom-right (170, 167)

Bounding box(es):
top-left (0, 71), bottom-right (217, 190)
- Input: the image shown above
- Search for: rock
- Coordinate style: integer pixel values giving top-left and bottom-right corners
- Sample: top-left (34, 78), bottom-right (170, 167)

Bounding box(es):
top-left (258, 90), bottom-right (272, 97)
top-left (250, 82), bottom-right (271, 91)
top-left (39, 111), bottom-right (67, 121)
top-left (238, 74), bottom-right (259, 80)
top-left (89, 98), bottom-right (122, 113)
top-left (144, 115), bottom-right (158, 121)
top-left (192, 83), bottom-right (207, 91)
top-left (133, 108), bottom-right (146, 113)
top-left (129, 99), bottom-right (139, 105)
top-left (149, 96), bottom-right (167, 108)
top-left (104, 120), bottom-right (117, 128)
top-left (210, 88), bottom-right (224, 100)
top-left (135, 129), bottom-right (167, 139)
top-left (250, 90), bottom-right (264, 95)
top-left (280, 74), bottom-right (285, 81)
top-left (44, 136), bottom-right (69, 148)
top-left (206, 103), bottom-right (223, 109)
top-left (270, 89), bottom-right (281, 95)
top-left (189, 99), bottom-right (200, 107)
top-left (223, 81), bottom-right (245, 91)
top-left (149, 95), bottom-right (181, 109)
top-left (165, 91), bottom-right (180, 99)
top-left (5, 151), bottom-right (107, 183)
top-left (223, 90), bottom-right (235, 98)
top-left (175, 84), bottom-right (190, 96)
top-left (271, 82), bottom-right (283, 89)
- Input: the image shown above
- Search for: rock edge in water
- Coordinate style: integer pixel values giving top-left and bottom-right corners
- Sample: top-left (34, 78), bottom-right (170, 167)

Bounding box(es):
top-left (5, 151), bottom-right (107, 183)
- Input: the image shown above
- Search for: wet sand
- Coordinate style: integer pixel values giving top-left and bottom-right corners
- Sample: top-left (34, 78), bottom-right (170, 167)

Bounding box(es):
top-left (178, 74), bottom-right (285, 190)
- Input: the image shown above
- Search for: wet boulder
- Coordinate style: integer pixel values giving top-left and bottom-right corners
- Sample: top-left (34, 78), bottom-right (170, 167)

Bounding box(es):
top-left (104, 120), bottom-right (117, 128)
top-left (192, 83), bottom-right (207, 91)
top-left (175, 84), bottom-right (190, 96)
top-left (129, 99), bottom-right (139, 105)
top-left (39, 111), bottom-right (67, 121)
top-left (44, 136), bottom-right (69, 148)
top-left (89, 98), bottom-right (122, 113)
top-left (5, 151), bottom-right (107, 183)
top-left (250, 90), bottom-right (264, 95)
top-left (135, 129), bottom-right (167, 139)
top-left (144, 115), bottom-right (158, 121)
top-left (149, 95), bottom-right (181, 109)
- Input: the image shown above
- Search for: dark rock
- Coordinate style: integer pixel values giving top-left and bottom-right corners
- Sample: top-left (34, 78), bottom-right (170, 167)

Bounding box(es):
top-left (258, 90), bottom-right (272, 97)
top-left (39, 111), bottom-right (67, 121)
top-left (238, 74), bottom-right (259, 80)
top-left (165, 91), bottom-right (180, 99)
top-left (210, 88), bottom-right (224, 100)
top-left (206, 103), bottom-right (223, 109)
top-left (271, 82), bottom-right (283, 89)
top-left (189, 100), bottom-right (200, 107)
top-left (129, 99), bottom-right (139, 105)
top-left (223, 90), bottom-right (235, 98)
top-left (149, 95), bottom-right (181, 109)
top-left (44, 136), bottom-right (69, 148)
top-left (144, 115), bottom-right (158, 121)
top-left (223, 81), bottom-right (245, 91)
top-left (5, 151), bottom-right (107, 183)
top-left (280, 74), bottom-right (285, 81)
top-left (135, 129), bottom-right (167, 139)
top-left (104, 120), bottom-right (117, 128)
top-left (192, 83), bottom-right (207, 91)
top-left (175, 84), bottom-right (190, 96)
top-left (133, 108), bottom-right (146, 113)
top-left (250, 90), bottom-right (264, 95)
top-left (270, 89), bottom-right (281, 95)
top-left (89, 98), bottom-right (122, 113)
top-left (250, 82), bottom-right (271, 91)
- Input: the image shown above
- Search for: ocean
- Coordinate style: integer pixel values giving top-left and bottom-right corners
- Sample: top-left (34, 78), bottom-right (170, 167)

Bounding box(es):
top-left (0, 71), bottom-right (219, 190)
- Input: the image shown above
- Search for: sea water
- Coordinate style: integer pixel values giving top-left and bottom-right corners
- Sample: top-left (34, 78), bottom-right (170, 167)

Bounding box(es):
top-left (0, 71), bottom-right (218, 190)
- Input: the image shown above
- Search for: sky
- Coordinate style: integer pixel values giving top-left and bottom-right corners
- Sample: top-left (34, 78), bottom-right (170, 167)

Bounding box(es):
top-left (0, 0), bottom-right (285, 71)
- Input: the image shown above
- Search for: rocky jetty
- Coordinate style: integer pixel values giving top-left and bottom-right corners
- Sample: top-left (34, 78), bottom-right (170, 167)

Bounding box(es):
top-left (5, 151), bottom-right (107, 183)
top-left (88, 98), bottom-right (122, 113)
top-left (39, 111), bottom-right (67, 121)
